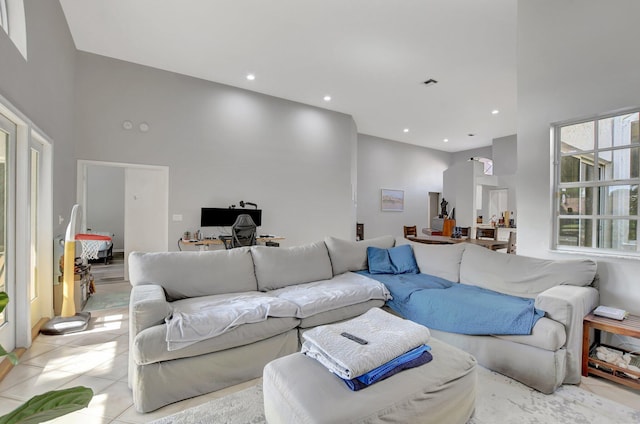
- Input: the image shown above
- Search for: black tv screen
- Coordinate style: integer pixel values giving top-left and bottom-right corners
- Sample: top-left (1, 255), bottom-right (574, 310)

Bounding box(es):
top-left (201, 208), bottom-right (262, 227)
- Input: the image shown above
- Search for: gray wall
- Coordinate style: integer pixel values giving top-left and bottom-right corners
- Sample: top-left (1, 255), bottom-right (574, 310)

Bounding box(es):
top-left (518, 0), bottom-right (640, 315)
top-left (73, 53), bottom-right (357, 248)
top-left (494, 135), bottom-right (517, 224)
top-left (357, 134), bottom-right (450, 239)
top-left (451, 146), bottom-right (492, 166)
top-left (493, 135), bottom-right (517, 176)
top-left (447, 138), bottom-right (518, 226)
top-left (86, 165), bottom-right (125, 250)
top-left (0, 0), bottom-right (76, 235)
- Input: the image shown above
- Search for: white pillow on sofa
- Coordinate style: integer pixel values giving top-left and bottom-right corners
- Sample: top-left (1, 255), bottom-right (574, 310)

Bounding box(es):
top-left (395, 237), bottom-right (465, 282)
top-left (324, 235), bottom-right (395, 275)
top-left (252, 241), bottom-right (333, 291)
top-left (459, 243), bottom-right (597, 298)
top-left (128, 248), bottom-right (257, 300)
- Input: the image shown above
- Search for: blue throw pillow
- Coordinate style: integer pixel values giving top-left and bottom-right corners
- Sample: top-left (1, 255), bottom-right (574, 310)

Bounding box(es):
top-left (388, 244), bottom-right (419, 274)
top-left (367, 246), bottom-right (394, 274)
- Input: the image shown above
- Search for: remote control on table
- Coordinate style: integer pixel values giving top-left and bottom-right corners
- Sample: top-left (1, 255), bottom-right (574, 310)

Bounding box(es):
top-left (341, 332), bottom-right (368, 345)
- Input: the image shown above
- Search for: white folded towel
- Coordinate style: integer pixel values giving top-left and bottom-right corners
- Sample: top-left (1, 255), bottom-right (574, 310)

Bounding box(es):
top-left (301, 307), bottom-right (431, 379)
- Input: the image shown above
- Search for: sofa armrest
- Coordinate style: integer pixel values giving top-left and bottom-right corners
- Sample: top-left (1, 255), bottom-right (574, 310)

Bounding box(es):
top-left (128, 284), bottom-right (170, 388)
top-left (130, 284), bottom-right (170, 335)
top-left (535, 285), bottom-right (599, 384)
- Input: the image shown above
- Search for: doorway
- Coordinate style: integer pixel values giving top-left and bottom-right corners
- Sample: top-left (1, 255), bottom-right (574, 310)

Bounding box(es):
top-left (428, 192), bottom-right (441, 227)
top-left (0, 111), bottom-right (16, 353)
top-left (489, 189), bottom-right (508, 223)
top-left (77, 160), bottom-right (169, 280)
top-left (0, 103), bottom-right (52, 354)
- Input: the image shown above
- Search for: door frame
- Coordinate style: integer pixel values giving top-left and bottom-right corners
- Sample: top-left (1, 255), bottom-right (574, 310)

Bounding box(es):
top-left (26, 131), bottom-right (53, 327)
top-left (0, 95), bottom-right (53, 351)
top-left (77, 160), bottom-right (169, 279)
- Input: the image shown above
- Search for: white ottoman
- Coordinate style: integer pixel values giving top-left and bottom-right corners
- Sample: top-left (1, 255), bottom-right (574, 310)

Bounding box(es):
top-left (263, 338), bottom-right (477, 424)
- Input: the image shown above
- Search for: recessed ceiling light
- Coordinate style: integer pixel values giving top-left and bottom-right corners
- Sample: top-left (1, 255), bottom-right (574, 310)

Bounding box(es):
top-left (443, 138), bottom-right (449, 143)
top-left (491, 109), bottom-right (500, 115)
top-left (323, 95), bottom-right (331, 102)
top-left (246, 73), bottom-right (256, 81)
top-left (403, 128), bottom-right (409, 133)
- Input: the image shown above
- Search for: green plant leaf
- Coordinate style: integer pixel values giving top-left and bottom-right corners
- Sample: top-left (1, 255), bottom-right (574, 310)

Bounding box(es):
top-left (0, 345), bottom-right (18, 365)
top-left (0, 291), bottom-right (7, 314)
top-left (0, 292), bottom-right (17, 365)
top-left (0, 386), bottom-right (93, 424)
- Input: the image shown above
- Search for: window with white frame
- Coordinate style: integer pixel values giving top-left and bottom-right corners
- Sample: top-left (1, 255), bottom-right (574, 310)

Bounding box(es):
top-left (0, 0), bottom-right (8, 34)
top-left (553, 110), bottom-right (639, 255)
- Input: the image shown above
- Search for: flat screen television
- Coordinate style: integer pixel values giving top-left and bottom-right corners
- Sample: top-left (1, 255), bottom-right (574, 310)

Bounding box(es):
top-left (201, 208), bottom-right (262, 227)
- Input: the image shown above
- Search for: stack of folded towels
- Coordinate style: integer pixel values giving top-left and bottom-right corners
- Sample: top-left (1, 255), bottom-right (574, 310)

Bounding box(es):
top-left (301, 307), bottom-right (432, 391)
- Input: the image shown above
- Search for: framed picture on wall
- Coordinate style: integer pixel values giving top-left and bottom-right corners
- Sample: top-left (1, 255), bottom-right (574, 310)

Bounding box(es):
top-left (381, 189), bottom-right (404, 211)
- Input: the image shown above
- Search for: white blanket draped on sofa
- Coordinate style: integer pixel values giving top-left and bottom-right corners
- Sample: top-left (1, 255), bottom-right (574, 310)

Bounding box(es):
top-left (165, 292), bottom-right (299, 351)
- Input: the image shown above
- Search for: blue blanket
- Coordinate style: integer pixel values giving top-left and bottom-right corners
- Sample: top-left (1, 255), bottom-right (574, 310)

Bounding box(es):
top-left (358, 272), bottom-right (544, 335)
top-left (342, 347), bottom-right (433, 391)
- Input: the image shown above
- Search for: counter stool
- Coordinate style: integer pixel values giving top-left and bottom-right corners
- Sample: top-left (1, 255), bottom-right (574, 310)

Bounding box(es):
top-left (263, 337), bottom-right (477, 424)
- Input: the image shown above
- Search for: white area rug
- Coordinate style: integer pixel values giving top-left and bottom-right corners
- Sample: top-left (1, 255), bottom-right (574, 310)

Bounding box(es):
top-left (151, 367), bottom-right (640, 424)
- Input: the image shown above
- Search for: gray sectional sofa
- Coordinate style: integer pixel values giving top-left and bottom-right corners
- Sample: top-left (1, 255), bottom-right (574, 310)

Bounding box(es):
top-left (128, 236), bottom-right (395, 412)
top-left (128, 235), bottom-right (598, 413)
top-left (394, 238), bottom-right (598, 394)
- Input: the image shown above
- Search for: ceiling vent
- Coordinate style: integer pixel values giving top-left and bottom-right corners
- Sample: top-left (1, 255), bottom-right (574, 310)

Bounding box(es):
top-left (423, 79), bottom-right (438, 86)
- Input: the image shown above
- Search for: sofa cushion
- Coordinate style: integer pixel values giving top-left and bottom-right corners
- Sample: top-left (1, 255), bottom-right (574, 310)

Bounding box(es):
top-left (128, 249), bottom-right (257, 301)
top-left (494, 317), bottom-right (566, 351)
top-left (395, 237), bottom-right (465, 282)
top-left (166, 292), bottom-right (300, 351)
top-left (297, 300), bottom-right (386, 329)
top-left (252, 242), bottom-right (333, 291)
top-left (268, 272), bottom-right (391, 318)
top-left (134, 317), bottom-right (300, 365)
top-left (367, 245), bottom-right (419, 274)
top-left (366, 247), bottom-right (394, 274)
top-left (325, 235), bottom-right (395, 275)
top-left (387, 244), bottom-right (420, 274)
top-left (459, 244), bottom-right (597, 298)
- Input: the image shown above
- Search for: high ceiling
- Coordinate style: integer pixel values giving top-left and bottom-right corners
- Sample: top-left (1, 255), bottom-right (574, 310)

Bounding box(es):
top-left (59, 0), bottom-right (517, 152)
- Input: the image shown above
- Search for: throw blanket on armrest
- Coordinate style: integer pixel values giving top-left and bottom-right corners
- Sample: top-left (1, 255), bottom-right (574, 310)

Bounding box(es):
top-left (165, 292), bottom-right (298, 351)
top-left (301, 307), bottom-right (431, 379)
top-left (359, 272), bottom-right (545, 335)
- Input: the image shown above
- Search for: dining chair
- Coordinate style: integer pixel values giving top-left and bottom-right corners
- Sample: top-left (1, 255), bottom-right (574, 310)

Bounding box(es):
top-left (403, 225), bottom-right (417, 238)
top-left (476, 227), bottom-right (498, 240)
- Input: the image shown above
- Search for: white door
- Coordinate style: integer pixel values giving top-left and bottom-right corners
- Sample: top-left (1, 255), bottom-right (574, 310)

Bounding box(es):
top-left (28, 135), bottom-right (52, 327)
top-left (124, 167), bottom-right (168, 279)
top-left (0, 112), bottom-right (16, 353)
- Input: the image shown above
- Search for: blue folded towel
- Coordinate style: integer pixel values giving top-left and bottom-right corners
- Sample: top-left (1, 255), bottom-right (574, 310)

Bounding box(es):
top-left (341, 345), bottom-right (433, 391)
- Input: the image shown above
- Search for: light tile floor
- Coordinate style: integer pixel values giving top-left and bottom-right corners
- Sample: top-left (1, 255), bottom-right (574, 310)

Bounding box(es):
top-left (0, 282), bottom-right (258, 423)
top-left (1, 280), bottom-right (639, 423)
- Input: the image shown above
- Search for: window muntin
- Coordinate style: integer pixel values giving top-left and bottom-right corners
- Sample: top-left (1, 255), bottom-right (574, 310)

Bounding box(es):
top-left (554, 110), bottom-right (640, 255)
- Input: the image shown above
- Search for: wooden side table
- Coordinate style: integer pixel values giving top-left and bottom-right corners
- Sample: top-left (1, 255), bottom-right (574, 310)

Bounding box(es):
top-left (582, 312), bottom-right (640, 389)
